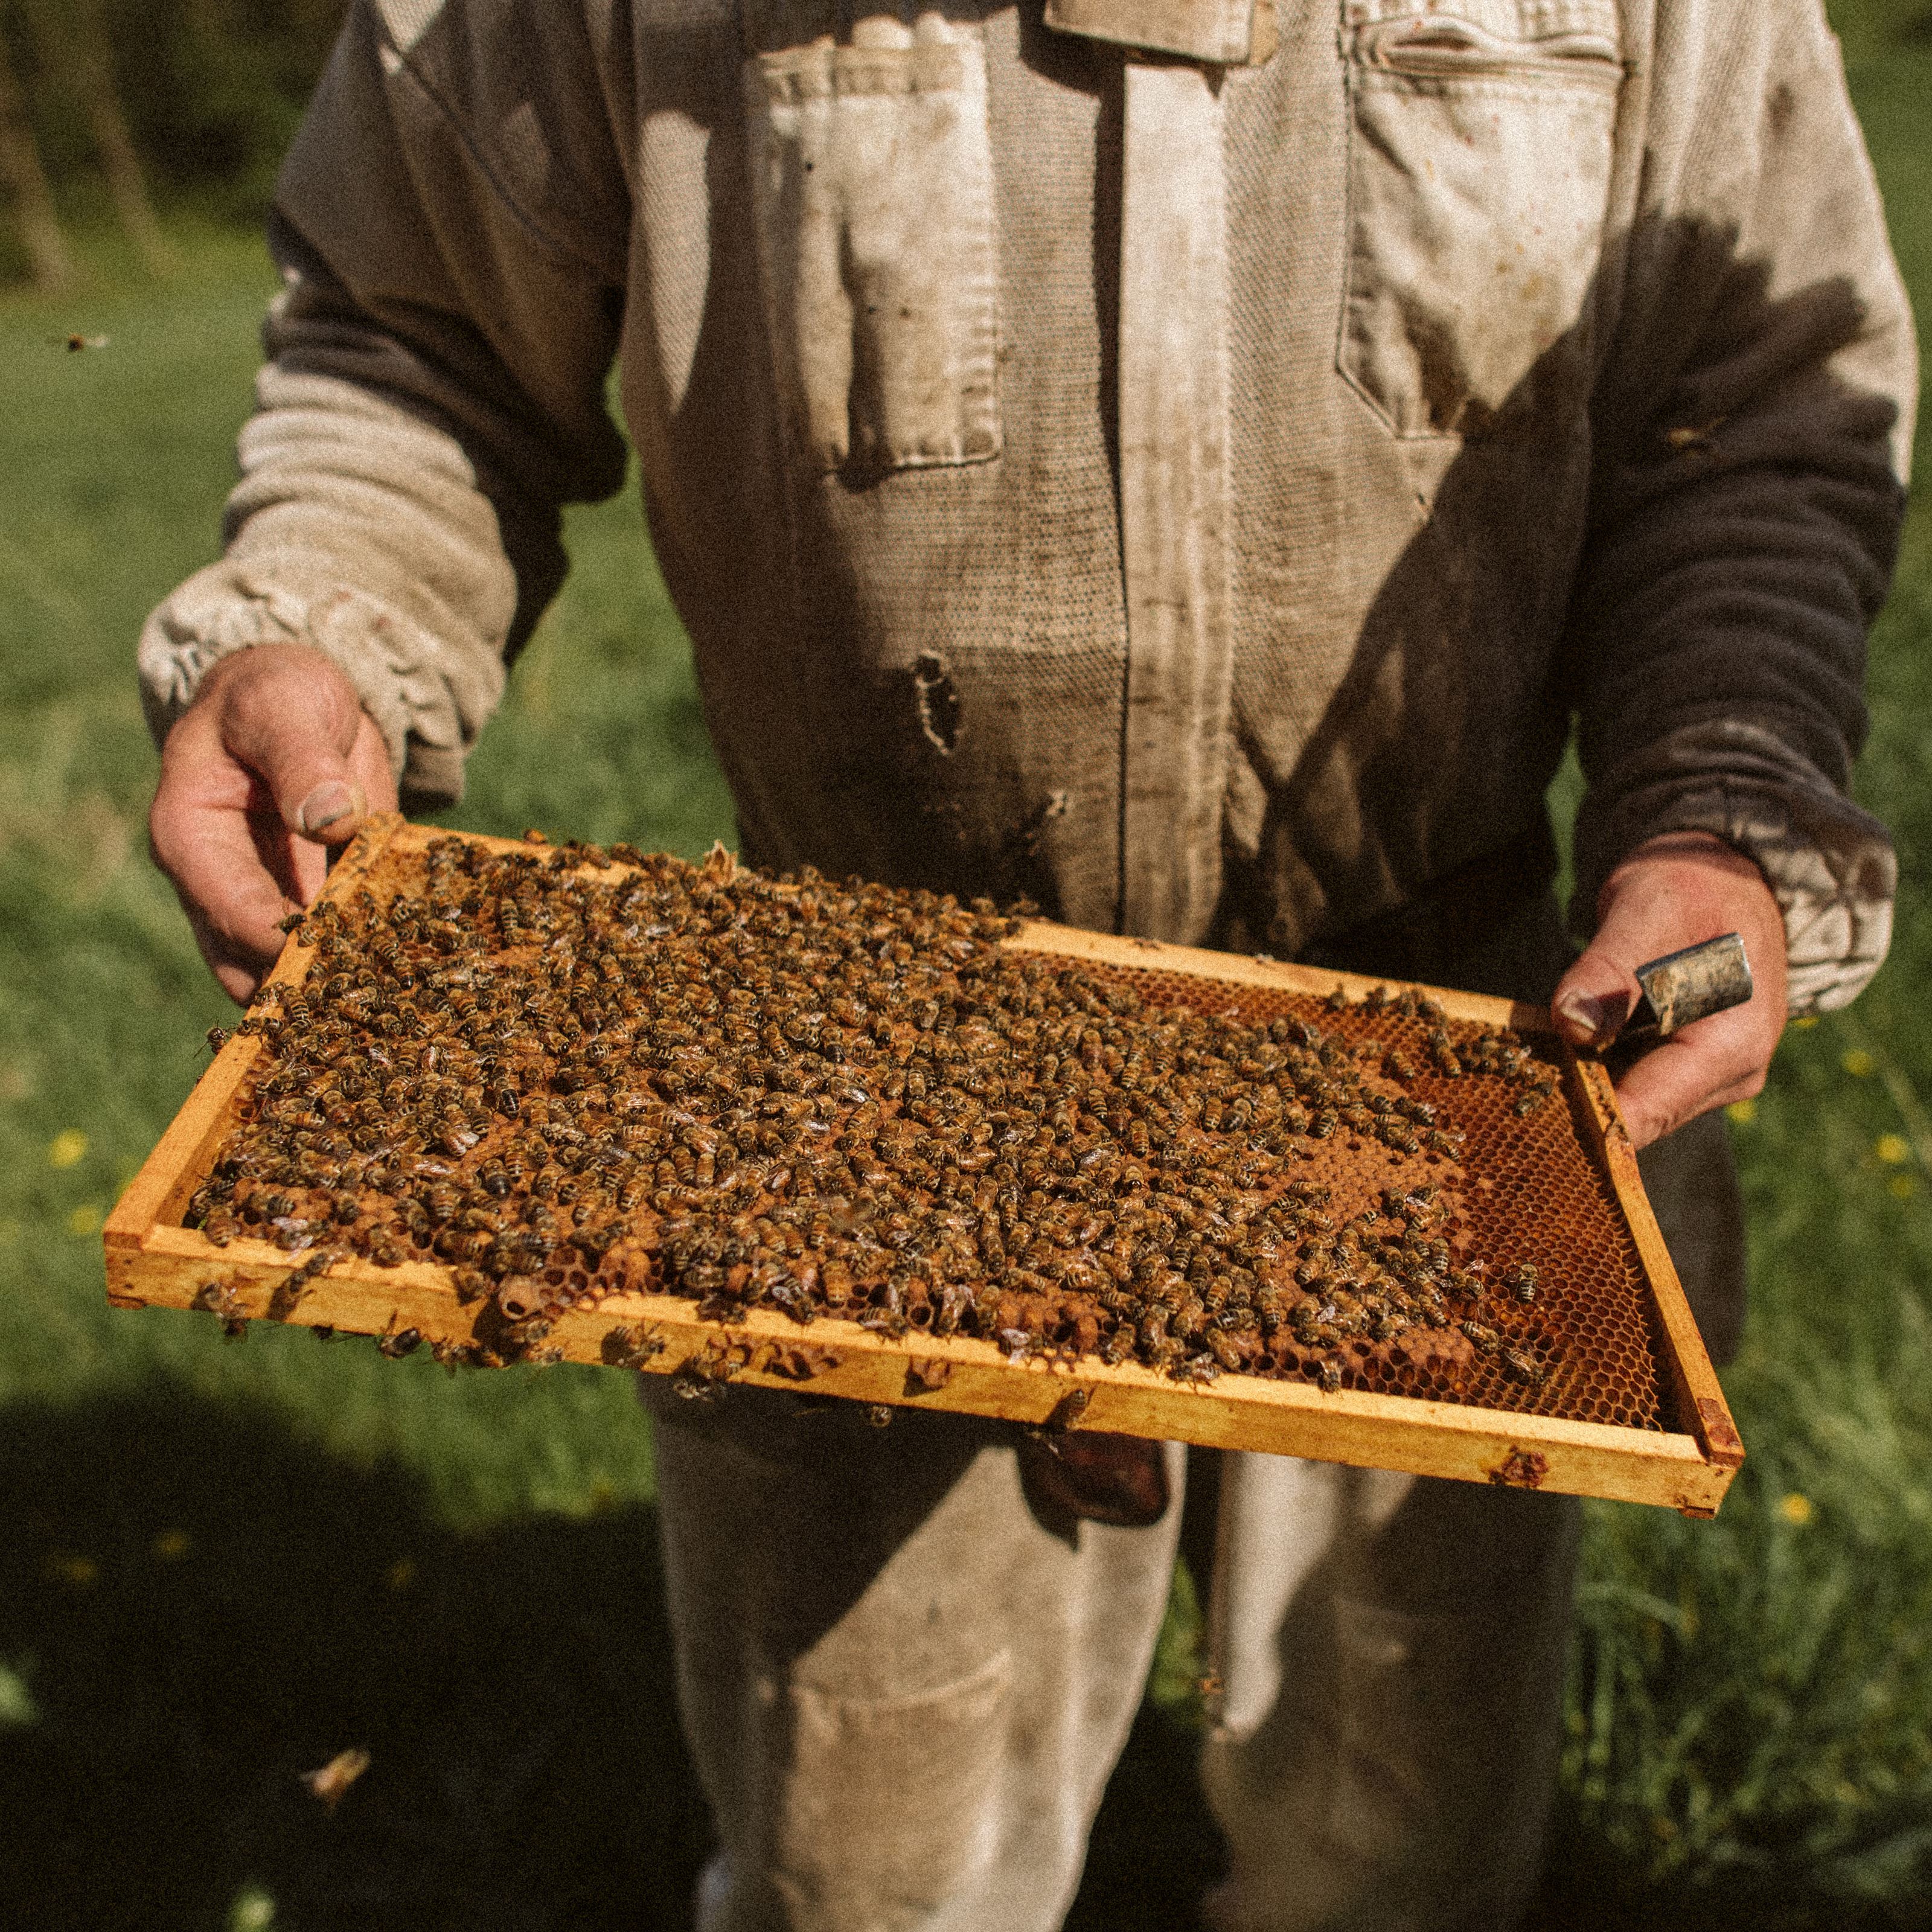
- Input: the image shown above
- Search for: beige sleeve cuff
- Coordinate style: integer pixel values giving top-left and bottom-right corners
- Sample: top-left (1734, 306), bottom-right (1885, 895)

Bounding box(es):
top-left (1652, 786), bottom-right (1895, 1016)
top-left (1573, 718), bottom-right (1896, 1016)
top-left (137, 565), bottom-right (491, 805)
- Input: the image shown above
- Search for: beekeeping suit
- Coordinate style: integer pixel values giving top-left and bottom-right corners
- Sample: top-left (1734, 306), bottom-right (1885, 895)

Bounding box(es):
top-left (139, 0), bottom-right (1914, 1924)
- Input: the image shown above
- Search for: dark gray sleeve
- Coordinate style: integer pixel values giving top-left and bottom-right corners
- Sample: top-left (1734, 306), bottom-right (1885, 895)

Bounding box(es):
top-left (138, 0), bottom-right (635, 802)
top-left (1567, 0), bottom-right (1916, 1012)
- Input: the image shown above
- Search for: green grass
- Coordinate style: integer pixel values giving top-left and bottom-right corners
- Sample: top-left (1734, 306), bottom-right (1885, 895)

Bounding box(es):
top-left (3, 23), bottom-right (1932, 1920)
top-left (0, 220), bottom-right (706, 1928)
top-left (0, 217), bottom-right (671, 1537)
top-left (1534, 34), bottom-right (1932, 1927)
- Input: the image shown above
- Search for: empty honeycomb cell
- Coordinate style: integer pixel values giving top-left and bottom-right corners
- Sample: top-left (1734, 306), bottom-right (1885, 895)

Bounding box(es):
top-left (178, 836), bottom-right (1678, 1433)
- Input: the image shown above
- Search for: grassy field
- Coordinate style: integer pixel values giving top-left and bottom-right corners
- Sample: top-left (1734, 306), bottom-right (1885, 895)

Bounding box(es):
top-left (3, 20), bottom-right (1931, 1924)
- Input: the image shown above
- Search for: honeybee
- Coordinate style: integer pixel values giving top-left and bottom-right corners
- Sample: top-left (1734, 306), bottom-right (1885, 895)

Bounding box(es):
top-left (1500, 1263), bottom-right (1539, 1304)
top-left (601, 1323), bottom-right (668, 1369)
top-left (1043, 1386), bottom-right (1092, 1431)
top-left (193, 1279), bottom-right (246, 1325)
top-left (1501, 1346), bottom-right (1547, 1387)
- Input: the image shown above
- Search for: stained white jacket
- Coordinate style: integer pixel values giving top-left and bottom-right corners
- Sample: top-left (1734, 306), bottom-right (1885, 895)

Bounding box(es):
top-left (139, 0), bottom-right (1916, 1006)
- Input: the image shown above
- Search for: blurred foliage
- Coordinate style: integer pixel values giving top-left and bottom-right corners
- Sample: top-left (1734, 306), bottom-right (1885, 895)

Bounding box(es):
top-left (1828, 0), bottom-right (1932, 60)
top-left (0, 0), bottom-right (345, 245)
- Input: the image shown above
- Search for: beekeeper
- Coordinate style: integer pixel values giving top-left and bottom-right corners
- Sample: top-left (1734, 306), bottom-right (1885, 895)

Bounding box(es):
top-left (139, 0), bottom-right (1913, 1925)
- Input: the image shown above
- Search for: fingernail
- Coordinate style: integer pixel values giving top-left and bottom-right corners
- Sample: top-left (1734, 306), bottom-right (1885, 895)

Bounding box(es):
top-left (296, 781), bottom-right (362, 836)
top-left (1555, 990), bottom-right (1628, 1048)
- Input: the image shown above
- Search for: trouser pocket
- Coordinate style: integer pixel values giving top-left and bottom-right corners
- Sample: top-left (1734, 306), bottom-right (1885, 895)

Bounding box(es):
top-left (744, 17), bottom-right (1002, 478)
top-left (770, 1649), bottom-right (1014, 1928)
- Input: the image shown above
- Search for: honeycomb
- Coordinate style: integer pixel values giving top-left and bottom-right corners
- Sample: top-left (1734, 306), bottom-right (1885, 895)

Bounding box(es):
top-left (178, 832), bottom-right (1673, 1432)
top-left (1055, 961), bottom-right (1669, 1430)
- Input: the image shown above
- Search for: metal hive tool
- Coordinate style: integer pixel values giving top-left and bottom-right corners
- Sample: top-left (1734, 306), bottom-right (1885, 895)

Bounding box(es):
top-left (104, 817), bottom-right (1743, 1514)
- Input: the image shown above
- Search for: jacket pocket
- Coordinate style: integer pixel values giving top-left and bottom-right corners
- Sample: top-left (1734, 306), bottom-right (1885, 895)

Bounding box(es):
top-left (1339, 0), bottom-right (1623, 438)
top-left (744, 18), bottom-right (1002, 478)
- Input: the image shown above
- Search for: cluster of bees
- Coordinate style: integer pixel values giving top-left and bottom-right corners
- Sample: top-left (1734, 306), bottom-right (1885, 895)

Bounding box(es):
top-left (185, 834), bottom-right (1567, 1398)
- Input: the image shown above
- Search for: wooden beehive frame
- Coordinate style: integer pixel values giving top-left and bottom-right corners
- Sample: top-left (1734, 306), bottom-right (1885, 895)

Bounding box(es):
top-left (104, 816), bottom-right (1743, 1515)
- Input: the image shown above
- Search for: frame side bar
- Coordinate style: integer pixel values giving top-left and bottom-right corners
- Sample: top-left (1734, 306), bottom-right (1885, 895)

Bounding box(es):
top-left (1567, 1054), bottom-right (1744, 1471)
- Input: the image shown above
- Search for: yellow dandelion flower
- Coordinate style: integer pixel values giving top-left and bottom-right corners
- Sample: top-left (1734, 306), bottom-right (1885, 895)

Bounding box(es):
top-left (1779, 1492), bottom-right (1814, 1526)
top-left (153, 1529), bottom-right (193, 1561)
top-left (66, 1204), bottom-right (101, 1237)
top-left (1892, 1175), bottom-right (1915, 1201)
top-left (1876, 1134), bottom-right (1910, 1165)
top-left (1726, 1099), bottom-right (1757, 1125)
top-left (1843, 1049), bottom-right (1876, 1078)
top-left (47, 1552), bottom-right (98, 1587)
top-left (228, 1884), bottom-right (277, 1932)
top-left (385, 1558), bottom-right (417, 1591)
top-left (48, 1129), bottom-right (88, 1169)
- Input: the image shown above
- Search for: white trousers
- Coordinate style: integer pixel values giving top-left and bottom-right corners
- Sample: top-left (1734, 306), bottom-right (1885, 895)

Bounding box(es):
top-left (646, 1381), bottom-right (1579, 1932)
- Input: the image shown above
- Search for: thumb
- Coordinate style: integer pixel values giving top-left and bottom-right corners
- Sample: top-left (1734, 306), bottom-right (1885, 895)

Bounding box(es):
top-left (1551, 936), bottom-right (1641, 1052)
top-left (1552, 831), bottom-right (1767, 1052)
top-left (213, 645), bottom-right (376, 843)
